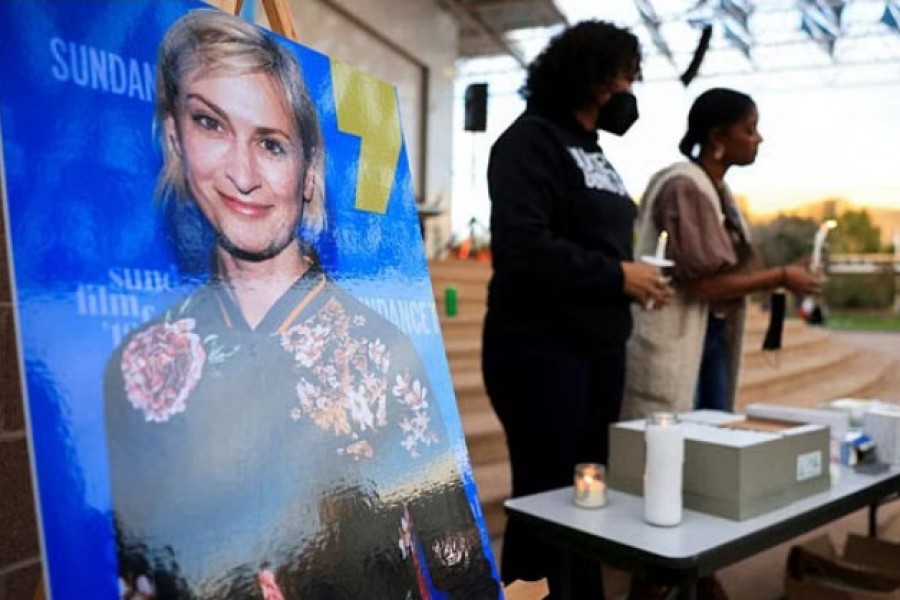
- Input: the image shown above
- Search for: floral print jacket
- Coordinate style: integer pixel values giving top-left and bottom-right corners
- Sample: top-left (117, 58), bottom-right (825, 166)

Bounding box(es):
top-left (104, 266), bottom-right (499, 600)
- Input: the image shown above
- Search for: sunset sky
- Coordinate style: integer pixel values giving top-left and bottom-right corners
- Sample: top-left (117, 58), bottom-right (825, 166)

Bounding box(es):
top-left (450, 1), bottom-right (900, 232)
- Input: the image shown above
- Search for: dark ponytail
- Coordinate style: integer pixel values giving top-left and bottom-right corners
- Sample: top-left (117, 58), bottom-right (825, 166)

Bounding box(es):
top-left (678, 131), bottom-right (698, 158)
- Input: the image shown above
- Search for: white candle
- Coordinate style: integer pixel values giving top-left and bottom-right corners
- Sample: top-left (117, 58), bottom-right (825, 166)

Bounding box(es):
top-left (643, 412), bottom-right (684, 527)
top-left (655, 230), bottom-right (668, 260)
top-left (811, 220), bottom-right (837, 273)
top-left (573, 463), bottom-right (607, 508)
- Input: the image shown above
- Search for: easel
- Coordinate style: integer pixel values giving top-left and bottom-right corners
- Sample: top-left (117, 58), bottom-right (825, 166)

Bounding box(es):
top-left (208, 0), bottom-right (299, 41)
top-left (28, 4), bottom-right (536, 599)
top-left (28, 4), bottom-right (300, 599)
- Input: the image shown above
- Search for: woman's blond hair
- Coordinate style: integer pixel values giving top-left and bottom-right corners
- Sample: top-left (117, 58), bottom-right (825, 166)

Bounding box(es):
top-left (155, 9), bottom-right (324, 234)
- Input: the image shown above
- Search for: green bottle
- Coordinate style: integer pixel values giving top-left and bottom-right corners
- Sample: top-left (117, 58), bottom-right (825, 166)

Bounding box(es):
top-left (444, 286), bottom-right (458, 318)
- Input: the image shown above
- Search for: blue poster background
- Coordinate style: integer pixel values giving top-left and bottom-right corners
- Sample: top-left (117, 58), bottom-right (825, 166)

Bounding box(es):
top-left (0, 1), bottom-right (497, 597)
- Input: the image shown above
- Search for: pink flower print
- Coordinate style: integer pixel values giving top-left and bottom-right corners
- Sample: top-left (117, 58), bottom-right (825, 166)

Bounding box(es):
top-left (368, 338), bottom-right (389, 373)
top-left (342, 440), bottom-right (374, 460)
top-left (280, 322), bottom-right (329, 367)
top-left (393, 374), bottom-right (428, 411)
top-left (353, 314), bottom-right (366, 327)
top-left (333, 338), bottom-right (362, 370)
top-left (313, 363), bottom-right (339, 389)
top-left (361, 372), bottom-right (388, 427)
top-left (120, 319), bottom-right (206, 423)
top-left (350, 341), bottom-right (369, 373)
top-left (258, 569), bottom-right (285, 600)
top-left (295, 379), bottom-right (319, 411)
top-left (346, 386), bottom-right (375, 431)
top-left (400, 412), bottom-right (438, 457)
top-left (311, 396), bottom-right (351, 436)
top-left (322, 297), bottom-right (345, 320)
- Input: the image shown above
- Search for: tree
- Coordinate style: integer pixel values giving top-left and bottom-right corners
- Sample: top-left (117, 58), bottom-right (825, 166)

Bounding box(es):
top-left (832, 208), bottom-right (882, 254)
top-left (752, 214), bottom-right (818, 267)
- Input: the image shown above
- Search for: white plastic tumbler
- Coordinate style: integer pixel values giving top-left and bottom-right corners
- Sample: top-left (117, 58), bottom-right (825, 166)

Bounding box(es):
top-left (643, 412), bottom-right (684, 527)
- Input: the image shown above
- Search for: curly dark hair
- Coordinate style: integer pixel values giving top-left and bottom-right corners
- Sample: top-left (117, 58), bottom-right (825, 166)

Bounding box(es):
top-left (522, 20), bottom-right (641, 116)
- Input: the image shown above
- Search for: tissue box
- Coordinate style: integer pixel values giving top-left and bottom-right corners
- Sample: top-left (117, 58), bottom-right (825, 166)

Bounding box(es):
top-left (863, 404), bottom-right (900, 465)
top-left (608, 411), bottom-right (830, 520)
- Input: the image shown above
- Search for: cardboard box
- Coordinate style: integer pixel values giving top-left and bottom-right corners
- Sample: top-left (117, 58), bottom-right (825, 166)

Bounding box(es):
top-left (608, 411), bottom-right (831, 520)
top-left (785, 534), bottom-right (900, 600)
top-left (744, 402), bottom-right (852, 440)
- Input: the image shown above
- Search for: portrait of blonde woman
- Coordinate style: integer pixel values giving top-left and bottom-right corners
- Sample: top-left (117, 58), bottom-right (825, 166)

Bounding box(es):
top-left (103, 10), bottom-right (499, 600)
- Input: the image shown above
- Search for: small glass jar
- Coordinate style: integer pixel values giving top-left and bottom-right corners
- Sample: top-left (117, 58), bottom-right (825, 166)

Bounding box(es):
top-left (573, 463), bottom-right (607, 508)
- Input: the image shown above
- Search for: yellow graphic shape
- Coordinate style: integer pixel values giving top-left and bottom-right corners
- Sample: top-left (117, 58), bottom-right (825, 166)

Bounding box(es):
top-left (331, 60), bottom-right (402, 214)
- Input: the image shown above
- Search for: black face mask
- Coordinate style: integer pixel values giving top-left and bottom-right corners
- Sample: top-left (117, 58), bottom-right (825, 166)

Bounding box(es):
top-left (596, 91), bottom-right (639, 136)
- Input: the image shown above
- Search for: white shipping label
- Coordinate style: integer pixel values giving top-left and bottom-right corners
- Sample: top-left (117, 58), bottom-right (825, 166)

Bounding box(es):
top-left (797, 450), bottom-right (823, 481)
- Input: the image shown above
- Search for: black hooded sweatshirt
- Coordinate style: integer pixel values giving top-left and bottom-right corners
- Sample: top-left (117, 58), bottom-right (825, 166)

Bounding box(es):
top-left (485, 106), bottom-right (637, 349)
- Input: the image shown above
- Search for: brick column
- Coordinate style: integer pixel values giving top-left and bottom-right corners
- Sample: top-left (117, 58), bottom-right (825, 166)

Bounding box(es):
top-left (0, 193), bottom-right (43, 599)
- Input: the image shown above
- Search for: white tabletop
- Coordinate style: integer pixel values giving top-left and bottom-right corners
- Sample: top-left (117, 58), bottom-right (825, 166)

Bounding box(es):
top-left (505, 465), bottom-right (900, 566)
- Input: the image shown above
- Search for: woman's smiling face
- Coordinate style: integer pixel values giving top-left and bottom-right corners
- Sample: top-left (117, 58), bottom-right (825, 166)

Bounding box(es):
top-left (166, 70), bottom-right (308, 260)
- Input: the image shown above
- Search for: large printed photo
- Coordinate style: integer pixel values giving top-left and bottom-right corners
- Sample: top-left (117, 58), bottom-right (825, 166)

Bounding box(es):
top-left (0, 2), bottom-right (500, 599)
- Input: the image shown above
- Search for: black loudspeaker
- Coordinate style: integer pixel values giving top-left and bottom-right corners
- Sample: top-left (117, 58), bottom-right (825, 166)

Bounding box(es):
top-left (464, 83), bottom-right (488, 132)
top-left (680, 25), bottom-right (713, 86)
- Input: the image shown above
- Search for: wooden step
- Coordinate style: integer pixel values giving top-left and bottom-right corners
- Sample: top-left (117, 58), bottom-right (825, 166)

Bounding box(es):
top-left (743, 316), bottom-right (809, 345)
top-left (855, 358), bottom-right (900, 400)
top-left (740, 327), bottom-right (833, 369)
top-left (452, 370), bottom-right (491, 413)
top-left (737, 344), bottom-right (893, 407)
top-left (462, 409), bottom-right (508, 466)
top-left (428, 259), bottom-right (492, 282)
top-left (438, 314), bottom-right (484, 342)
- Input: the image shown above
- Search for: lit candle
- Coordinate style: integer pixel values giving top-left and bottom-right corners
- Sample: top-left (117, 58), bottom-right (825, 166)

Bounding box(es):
top-left (655, 230), bottom-right (668, 260)
top-left (573, 463), bottom-right (607, 508)
top-left (643, 412), bottom-right (684, 527)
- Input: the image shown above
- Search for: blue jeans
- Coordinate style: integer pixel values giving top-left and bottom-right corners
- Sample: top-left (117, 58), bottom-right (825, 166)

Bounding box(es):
top-left (694, 315), bottom-right (731, 411)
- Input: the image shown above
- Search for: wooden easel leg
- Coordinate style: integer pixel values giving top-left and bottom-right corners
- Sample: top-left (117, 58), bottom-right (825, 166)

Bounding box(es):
top-left (203, 0), bottom-right (298, 41)
top-left (260, 0), bottom-right (298, 41)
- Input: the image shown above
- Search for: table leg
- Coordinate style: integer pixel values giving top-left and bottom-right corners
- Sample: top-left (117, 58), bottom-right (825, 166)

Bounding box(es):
top-left (559, 548), bottom-right (572, 600)
top-left (869, 501), bottom-right (878, 538)
top-left (676, 578), bottom-right (697, 600)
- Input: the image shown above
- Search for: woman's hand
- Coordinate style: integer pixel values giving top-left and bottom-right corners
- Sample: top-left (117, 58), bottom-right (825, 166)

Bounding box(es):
top-left (782, 264), bottom-right (821, 296)
top-left (622, 261), bottom-right (673, 310)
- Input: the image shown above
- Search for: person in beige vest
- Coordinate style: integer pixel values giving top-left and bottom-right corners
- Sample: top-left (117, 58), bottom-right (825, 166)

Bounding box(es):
top-left (623, 88), bottom-right (820, 420)
top-left (622, 86), bottom-right (822, 600)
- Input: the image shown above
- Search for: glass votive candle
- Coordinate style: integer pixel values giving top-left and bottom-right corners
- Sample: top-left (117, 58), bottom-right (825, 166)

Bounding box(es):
top-left (573, 463), bottom-right (607, 508)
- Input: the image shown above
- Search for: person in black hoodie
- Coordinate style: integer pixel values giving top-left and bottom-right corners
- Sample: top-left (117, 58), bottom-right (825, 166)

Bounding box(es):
top-left (482, 20), bottom-right (672, 599)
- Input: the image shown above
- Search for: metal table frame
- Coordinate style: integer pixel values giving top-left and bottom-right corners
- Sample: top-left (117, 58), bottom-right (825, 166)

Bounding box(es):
top-left (505, 466), bottom-right (900, 600)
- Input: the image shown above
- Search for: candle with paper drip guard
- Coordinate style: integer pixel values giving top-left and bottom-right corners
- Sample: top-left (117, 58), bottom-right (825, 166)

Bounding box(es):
top-left (655, 230), bottom-right (668, 260)
top-left (639, 230), bottom-right (674, 310)
top-left (643, 412), bottom-right (684, 526)
top-left (573, 463), bottom-right (607, 508)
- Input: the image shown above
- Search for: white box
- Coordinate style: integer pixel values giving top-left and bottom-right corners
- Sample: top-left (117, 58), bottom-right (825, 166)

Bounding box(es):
top-left (863, 404), bottom-right (900, 465)
top-left (608, 412), bottom-right (831, 520)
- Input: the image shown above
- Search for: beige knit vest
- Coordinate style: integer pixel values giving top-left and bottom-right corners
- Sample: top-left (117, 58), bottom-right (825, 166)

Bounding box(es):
top-left (621, 162), bottom-right (746, 420)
